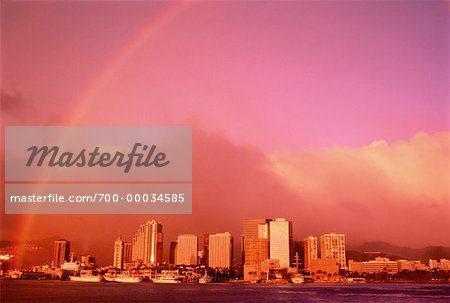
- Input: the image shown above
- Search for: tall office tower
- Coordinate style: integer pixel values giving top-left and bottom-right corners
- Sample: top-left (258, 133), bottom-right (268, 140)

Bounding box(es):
top-left (132, 220), bottom-right (163, 266)
top-left (80, 255), bottom-right (95, 267)
top-left (176, 234), bottom-right (198, 265)
top-left (113, 234), bottom-right (132, 269)
top-left (320, 233), bottom-right (347, 269)
top-left (53, 239), bottom-right (70, 267)
top-left (169, 241), bottom-right (178, 265)
top-left (242, 219), bottom-right (271, 280)
top-left (243, 219), bottom-right (270, 263)
top-left (200, 234), bottom-right (209, 266)
top-left (303, 236), bottom-right (318, 271)
top-left (123, 242), bottom-right (133, 264)
top-left (269, 218), bottom-right (293, 268)
top-left (208, 232), bottom-right (233, 269)
top-left (113, 234), bottom-right (125, 269)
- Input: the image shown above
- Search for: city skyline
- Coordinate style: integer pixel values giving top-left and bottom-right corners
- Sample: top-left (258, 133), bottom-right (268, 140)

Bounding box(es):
top-left (5, 217), bottom-right (448, 276)
top-left (46, 218), bottom-right (349, 268)
top-left (3, 213), bottom-right (450, 269)
top-left (23, 217), bottom-right (431, 268)
top-left (1, 0), bottom-right (448, 268)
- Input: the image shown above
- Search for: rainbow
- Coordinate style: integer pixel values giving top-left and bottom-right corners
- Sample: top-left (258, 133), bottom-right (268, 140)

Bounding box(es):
top-left (13, 1), bottom-right (192, 264)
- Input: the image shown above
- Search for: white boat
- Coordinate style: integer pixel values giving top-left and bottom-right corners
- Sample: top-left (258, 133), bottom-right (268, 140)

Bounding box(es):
top-left (8, 270), bottom-right (22, 279)
top-left (347, 277), bottom-right (366, 284)
top-left (69, 275), bottom-right (102, 282)
top-left (103, 274), bottom-right (116, 282)
top-left (198, 275), bottom-right (212, 284)
top-left (290, 274), bottom-right (305, 284)
top-left (114, 276), bottom-right (142, 283)
top-left (152, 275), bottom-right (181, 284)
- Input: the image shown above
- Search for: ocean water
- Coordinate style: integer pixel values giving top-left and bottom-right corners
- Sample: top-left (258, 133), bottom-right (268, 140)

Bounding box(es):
top-left (1, 280), bottom-right (449, 303)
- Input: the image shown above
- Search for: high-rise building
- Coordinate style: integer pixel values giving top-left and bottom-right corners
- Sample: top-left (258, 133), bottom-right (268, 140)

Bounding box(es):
top-left (169, 241), bottom-right (178, 265)
top-left (303, 236), bottom-right (318, 271)
top-left (200, 234), bottom-right (209, 266)
top-left (113, 234), bottom-right (124, 269)
top-left (269, 218), bottom-right (293, 268)
top-left (132, 220), bottom-right (163, 266)
top-left (242, 219), bottom-right (271, 281)
top-left (320, 233), bottom-right (346, 269)
top-left (80, 255), bottom-right (95, 267)
top-left (176, 234), bottom-right (198, 265)
top-left (208, 232), bottom-right (233, 269)
top-left (53, 239), bottom-right (70, 267)
top-left (243, 219), bottom-right (267, 239)
top-left (124, 242), bottom-right (132, 264)
top-left (243, 219), bottom-right (270, 264)
top-left (113, 234), bottom-right (132, 269)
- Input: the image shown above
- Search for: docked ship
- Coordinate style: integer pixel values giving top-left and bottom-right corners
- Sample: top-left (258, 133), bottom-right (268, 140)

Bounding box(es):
top-left (198, 269), bottom-right (212, 284)
top-left (198, 275), bottom-right (212, 284)
top-left (152, 275), bottom-right (182, 284)
top-left (103, 274), bottom-right (116, 282)
top-left (114, 275), bottom-right (143, 283)
top-left (290, 274), bottom-right (305, 284)
top-left (104, 272), bottom-right (142, 283)
top-left (69, 274), bottom-right (102, 282)
top-left (346, 277), bottom-right (366, 284)
top-left (152, 270), bottom-right (182, 284)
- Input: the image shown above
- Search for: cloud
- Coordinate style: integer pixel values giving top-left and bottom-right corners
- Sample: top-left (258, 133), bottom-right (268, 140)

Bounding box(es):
top-left (1, 90), bottom-right (68, 125)
top-left (1, 90), bottom-right (39, 122)
top-left (267, 131), bottom-right (450, 245)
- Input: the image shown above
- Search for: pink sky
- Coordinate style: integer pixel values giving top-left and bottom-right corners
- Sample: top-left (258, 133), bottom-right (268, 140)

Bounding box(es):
top-left (1, 1), bottom-right (449, 263)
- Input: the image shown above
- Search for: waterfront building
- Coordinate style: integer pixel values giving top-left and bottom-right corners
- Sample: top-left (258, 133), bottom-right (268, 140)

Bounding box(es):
top-left (200, 234), bottom-right (210, 266)
top-left (80, 255), bottom-right (95, 267)
top-left (113, 234), bottom-right (132, 269)
top-left (208, 232), bottom-right (233, 268)
top-left (303, 236), bottom-right (318, 271)
top-left (53, 239), bottom-right (70, 268)
top-left (309, 258), bottom-right (340, 282)
top-left (176, 234), bottom-right (198, 265)
top-left (348, 257), bottom-right (398, 274)
top-left (113, 234), bottom-right (124, 269)
top-left (242, 219), bottom-right (271, 280)
top-left (269, 218), bottom-right (293, 268)
top-left (132, 220), bottom-right (163, 266)
top-left (397, 260), bottom-right (427, 271)
top-left (320, 233), bottom-right (347, 269)
top-left (169, 241), bottom-right (178, 265)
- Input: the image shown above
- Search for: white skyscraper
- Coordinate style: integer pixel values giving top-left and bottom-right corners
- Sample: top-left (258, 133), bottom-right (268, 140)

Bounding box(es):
top-left (208, 232), bottom-right (233, 268)
top-left (113, 234), bottom-right (125, 269)
top-left (113, 234), bottom-right (132, 269)
top-left (132, 220), bottom-right (163, 266)
top-left (320, 233), bottom-right (346, 269)
top-left (176, 234), bottom-right (198, 265)
top-left (269, 218), bottom-right (293, 268)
